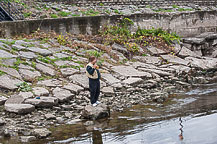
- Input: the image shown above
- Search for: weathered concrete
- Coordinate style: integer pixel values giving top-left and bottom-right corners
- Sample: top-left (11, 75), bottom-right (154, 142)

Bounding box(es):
top-left (0, 11), bottom-right (216, 38)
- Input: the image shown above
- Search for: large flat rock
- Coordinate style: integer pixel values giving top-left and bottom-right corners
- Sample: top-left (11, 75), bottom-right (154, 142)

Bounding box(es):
top-left (0, 75), bottom-right (22, 90)
top-left (36, 63), bottom-right (55, 76)
top-left (32, 87), bottom-right (49, 96)
top-left (69, 74), bottom-right (89, 88)
top-left (5, 94), bottom-right (25, 104)
top-left (161, 55), bottom-right (189, 66)
top-left (111, 66), bottom-right (152, 78)
top-left (122, 78), bottom-right (143, 86)
top-left (60, 68), bottom-right (79, 77)
top-left (0, 67), bottom-right (22, 79)
top-left (52, 87), bottom-right (74, 102)
top-left (27, 47), bottom-right (52, 56)
top-left (147, 46), bottom-right (167, 55)
top-left (63, 83), bottom-right (84, 93)
top-left (0, 49), bottom-right (17, 58)
top-left (37, 79), bottom-right (62, 87)
top-left (19, 51), bottom-right (38, 59)
top-left (138, 68), bottom-right (172, 77)
top-left (19, 69), bottom-right (41, 82)
top-left (185, 57), bottom-right (217, 70)
top-left (4, 104), bottom-right (35, 114)
top-left (25, 96), bottom-right (58, 108)
top-left (133, 56), bottom-right (162, 65)
top-left (101, 73), bottom-right (120, 85)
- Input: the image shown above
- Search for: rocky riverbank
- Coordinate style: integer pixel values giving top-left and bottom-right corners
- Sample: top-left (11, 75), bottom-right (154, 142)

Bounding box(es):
top-left (12, 0), bottom-right (217, 20)
top-left (0, 31), bottom-right (217, 143)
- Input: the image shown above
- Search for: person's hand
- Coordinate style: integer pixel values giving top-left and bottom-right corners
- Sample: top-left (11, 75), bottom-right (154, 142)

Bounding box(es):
top-left (93, 64), bottom-right (98, 69)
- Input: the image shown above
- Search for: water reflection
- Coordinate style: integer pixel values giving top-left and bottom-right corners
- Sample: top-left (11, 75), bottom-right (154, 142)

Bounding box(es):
top-left (92, 130), bottom-right (103, 144)
top-left (179, 117), bottom-right (184, 141)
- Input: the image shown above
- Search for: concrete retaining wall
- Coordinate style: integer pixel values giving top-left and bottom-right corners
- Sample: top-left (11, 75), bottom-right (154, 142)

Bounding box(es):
top-left (0, 10), bottom-right (216, 38)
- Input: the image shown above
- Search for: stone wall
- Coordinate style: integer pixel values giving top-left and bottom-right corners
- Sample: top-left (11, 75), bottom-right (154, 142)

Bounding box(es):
top-left (39, 0), bottom-right (217, 6)
top-left (0, 10), bottom-right (216, 38)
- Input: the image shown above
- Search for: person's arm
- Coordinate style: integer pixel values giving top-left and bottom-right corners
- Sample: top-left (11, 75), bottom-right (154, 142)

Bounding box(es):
top-left (86, 65), bottom-right (95, 75)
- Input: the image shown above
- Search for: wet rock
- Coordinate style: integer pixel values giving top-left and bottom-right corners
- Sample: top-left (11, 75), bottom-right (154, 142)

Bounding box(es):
top-left (32, 87), bottom-right (49, 96)
top-left (0, 75), bottom-right (22, 90)
top-left (45, 113), bottom-right (56, 120)
top-left (35, 63), bottom-right (55, 76)
top-left (63, 83), bottom-right (84, 93)
top-left (101, 87), bottom-right (114, 97)
top-left (161, 55), bottom-right (189, 66)
top-left (0, 96), bottom-right (7, 105)
top-left (32, 128), bottom-right (51, 139)
top-left (147, 46), bottom-right (167, 55)
top-left (111, 66), bottom-right (152, 78)
top-left (0, 67), bottom-right (22, 79)
top-left (0, 49), bottom-right (17, 58)
top-left (52, 87), bottom-right (74, 102)
top-left (80, 104), bottom-right (110, 120)
top-left (122, 78), bottom-right (143, 86)
top-left (69, 74), bottom-right (89, 88)
top-left (26, 47), bottom-right (52, 56)
top-left (20, 136), bottom-right (36, 143)
top-left (19, 69), bottom-right (41, 82)
top-left (101, 73), bottom-right (120, 85)
top-left (37, 79), bottom-right (62, 87)
top-left (60, 68), bottom-right (79, 77)
top-left (4, 104), bottom-right (35, 114)
top-left (19, 51), bottom-right (38, 59)
top-left (25, 96), bottom-right (58, 108)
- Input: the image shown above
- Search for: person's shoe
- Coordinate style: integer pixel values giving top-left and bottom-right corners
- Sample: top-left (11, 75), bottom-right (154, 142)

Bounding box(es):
top-left (96, 101), bottom-right (101, 104)
top-left (92, 103), bottom-right (97, 107)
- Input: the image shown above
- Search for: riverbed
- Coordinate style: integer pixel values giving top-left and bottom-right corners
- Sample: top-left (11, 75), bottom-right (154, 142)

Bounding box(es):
top-left (1, 82), bottom-right (217, 144)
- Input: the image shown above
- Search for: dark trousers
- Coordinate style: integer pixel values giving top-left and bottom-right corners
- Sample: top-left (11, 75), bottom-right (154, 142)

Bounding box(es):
top-left (89, 79), bottom-right (100, 104)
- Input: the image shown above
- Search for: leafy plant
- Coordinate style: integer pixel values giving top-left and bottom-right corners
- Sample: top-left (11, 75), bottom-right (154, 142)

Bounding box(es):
top-left (58, 11), bottom-right (71, 17)
top-left (16, 82), bottom-right (32, 92)
top-left (50, 14), bottom-right (58, 18)
top-left (125, 42), bottom-right (139, 53)
top-left (87, 50), bottom-right (103, 58)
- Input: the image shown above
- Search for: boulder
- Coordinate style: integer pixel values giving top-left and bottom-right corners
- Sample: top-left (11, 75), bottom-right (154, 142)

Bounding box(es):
top-left (52, 87), bottom-right (74, 102)
top-left (18, 92), bottom-right (34, 99)
top-left (178, 46), bottom-right (197, 58)
top-left (12, 44), bottom-right (26, 50)
top-left (35, 63), bottom-right (55, 76)
top-left (0, 75), bottom-right (22, 90)
top-left (111, 66), bottom-right (152, 78)
top-left (25, 96), bottom-right (58, 108)
top-left (5, 94), bottom-right (25, 104)
top-left (0, 96), bottom-right (7, 105)
top-left (139, 68), bottom-right (172, 77)
top-left (63, 83), bottom-right (84, 93)
top-left (112, 43), bottom-right (128, 54)
top-left (19, 69), bottom-right (41, 82)
top-left (0, 118), bottom-right (5, 126)
top-left (80, 104), bottom-right (110, 120)
top-left (183, 37), bottom-right (205, 45)
top-left (185, 57), bottom-right (217, 69)
top-left (4, 104), bottom-right (35, 114)
top-left (32, 128), bottom-right (51, 139)
top-left (0, 67), bottom-right (22, 79)
top-left (32, 87), bottom-right (49, 96)
top-left (122, 78), bottom-right (143, 86)
top-left (45, 113), bottom-right (56, 120)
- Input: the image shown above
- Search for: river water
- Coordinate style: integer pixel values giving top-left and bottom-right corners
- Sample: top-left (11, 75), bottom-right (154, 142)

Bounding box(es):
top-left (2, 82), bottom-right (217, 144)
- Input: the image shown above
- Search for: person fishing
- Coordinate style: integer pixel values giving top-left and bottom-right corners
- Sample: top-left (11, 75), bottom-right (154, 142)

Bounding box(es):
top-left (86, 56), bottom-right (101, 107)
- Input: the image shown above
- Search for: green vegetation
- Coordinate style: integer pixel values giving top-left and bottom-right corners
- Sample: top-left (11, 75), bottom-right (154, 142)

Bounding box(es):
top-left (114, 9), bottom-right (120, 14)
top-left (23, 12), bottom-right (32, 18)
top-left (0, 40), bottom-right (16, 45)
top-left (50, 14), bottom-right (59, 18)
top-left (16, 82), bottom-right (32, 92)
top-left (0, 70), bottom-right (6, 76)
top-left (58, 11), bottom-right (71, 17)
top-left (81, 9), bottom-right (100, 16)
top-left (178, 8), bottom-right (193, 12)
top-left (172, 5), bottom-right (179, 9)
top-left (87, 50), bottom-right (103, 58)
top-left (99, 3), bottom-right (104, 6)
